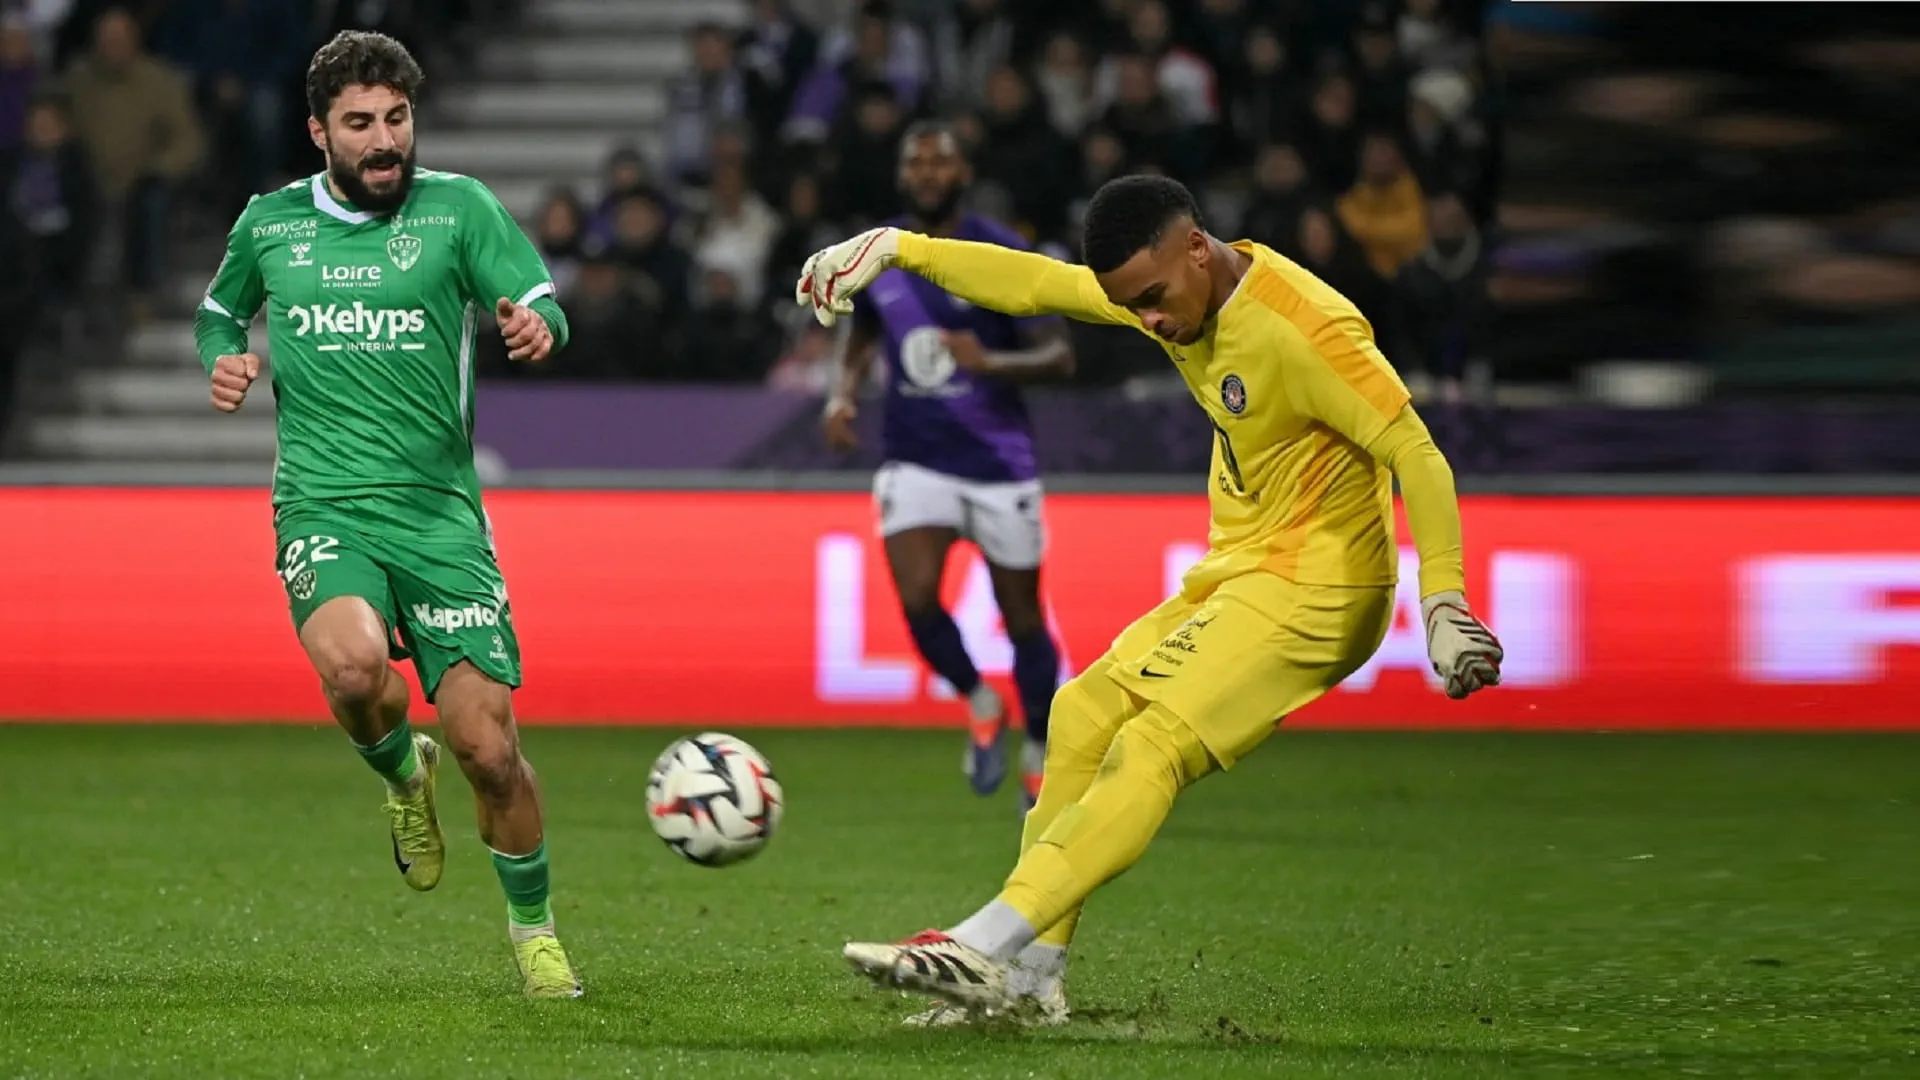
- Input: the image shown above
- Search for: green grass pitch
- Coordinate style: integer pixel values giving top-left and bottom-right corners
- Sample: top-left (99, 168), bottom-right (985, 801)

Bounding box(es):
top-left (2, 726), bottom-right (1916, 1078)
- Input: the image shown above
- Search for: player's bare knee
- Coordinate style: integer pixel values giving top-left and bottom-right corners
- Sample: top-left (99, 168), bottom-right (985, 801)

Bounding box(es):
top-left (316, 647), bottom-right (390, 712)
top-left (464, 749), bottom-right (522, 806)
top-left (1000, 607), bottom-right (1046, 641)
top-left (988, 576), bottom-right (1044, 633)
top-left (988, 572), bottom-right (1044, 637)
top-left (449, 727), bottom-right (522, 802)
top-left (301, 598), bottom-right (391, 711)
top-left (896, 589), bottom-right (945, 621)
top-left (437, 672), bottom-right (523, 800)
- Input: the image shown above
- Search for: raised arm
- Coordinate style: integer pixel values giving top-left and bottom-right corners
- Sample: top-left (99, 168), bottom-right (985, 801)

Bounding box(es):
top-left (796, 226), bottom-right (1136, 329)
top-left (895, 234), bottom-right (1132, 325)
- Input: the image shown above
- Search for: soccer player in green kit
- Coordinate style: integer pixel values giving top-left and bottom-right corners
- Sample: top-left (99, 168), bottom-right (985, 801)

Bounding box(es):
top-left (195, 31), bottom-right (581, 999)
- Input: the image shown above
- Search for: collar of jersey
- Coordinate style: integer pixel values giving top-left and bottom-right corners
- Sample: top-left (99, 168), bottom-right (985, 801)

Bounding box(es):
top-left (1220, 239), bottom-right (1259, 311)
top-left (312, 173), bottom-right (374, 225)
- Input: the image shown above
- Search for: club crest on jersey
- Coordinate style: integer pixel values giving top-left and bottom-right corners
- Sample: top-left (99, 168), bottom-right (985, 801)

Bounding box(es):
top-left (386, 232), bottom-right (422, 272)
top-left (1221, 374), bottom-right (1248, 414)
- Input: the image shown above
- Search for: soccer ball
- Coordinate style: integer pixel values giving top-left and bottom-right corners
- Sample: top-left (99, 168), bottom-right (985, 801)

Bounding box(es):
top-left (645, 732), bottom-right (784, 867)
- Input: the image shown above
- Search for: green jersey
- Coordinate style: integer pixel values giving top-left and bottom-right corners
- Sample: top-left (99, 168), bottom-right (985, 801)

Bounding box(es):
top-left (195, 170), bottom-right (569, 525)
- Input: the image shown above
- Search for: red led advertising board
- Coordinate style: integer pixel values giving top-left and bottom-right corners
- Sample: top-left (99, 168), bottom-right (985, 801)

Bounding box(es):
top-left (1, 489), bottom-right (1916, 728)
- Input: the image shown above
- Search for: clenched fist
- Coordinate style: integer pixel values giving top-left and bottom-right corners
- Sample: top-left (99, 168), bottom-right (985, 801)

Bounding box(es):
top-left (497, 297), bottom-right (553, 363)
top-left (1421, 591), bottom-right (1503, 700)
top-left (210, 352), bottom-right (262, 412)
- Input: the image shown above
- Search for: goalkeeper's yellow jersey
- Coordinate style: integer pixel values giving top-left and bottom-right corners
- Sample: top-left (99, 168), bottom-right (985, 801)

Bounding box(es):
top-left (895, 234), bottom-right (1466, 600)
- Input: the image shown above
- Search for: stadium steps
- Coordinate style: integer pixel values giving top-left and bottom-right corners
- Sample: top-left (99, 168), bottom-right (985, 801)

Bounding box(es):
top-left (436, 84), bottom-right (667, 130)
top-left (423, 129), bottom-right (630, 183)
top-left (475, 38), bottom-right (689, 84)
top-left (69, 371), bottom-right (275, 416)
top-left (22, 415), bottom-right (278, 461)
top-left (530, 0), bottom-right (729, 34)
top-left (120, 321), bottom-right (270, 369)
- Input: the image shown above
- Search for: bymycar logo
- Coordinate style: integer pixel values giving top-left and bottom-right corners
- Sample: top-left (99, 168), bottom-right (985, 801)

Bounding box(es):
top-left (320, 264), bottom-right (383, 289)
top-left (412, 602), bottom-right (502, 631)
top-left (252, 218), bottom-right (318, 240)
top-left (287, 302), bottom-right (427, 352)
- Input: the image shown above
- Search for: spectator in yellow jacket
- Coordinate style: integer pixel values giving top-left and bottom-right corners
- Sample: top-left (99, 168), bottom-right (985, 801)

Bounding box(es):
top-left (1337, 130), bottom-right (1427, 278)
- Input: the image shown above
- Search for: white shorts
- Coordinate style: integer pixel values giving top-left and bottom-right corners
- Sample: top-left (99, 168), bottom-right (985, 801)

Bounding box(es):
top-left (872, 461), bottom-right (1047, 570)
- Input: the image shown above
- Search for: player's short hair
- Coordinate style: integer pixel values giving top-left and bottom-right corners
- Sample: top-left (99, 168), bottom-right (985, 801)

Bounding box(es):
top-left (306, 30), bottom-right (424, 123)
top-left (1080, 174), bottom-right (1203, 273)
top-left (899, 119), bottom-right (966, 161)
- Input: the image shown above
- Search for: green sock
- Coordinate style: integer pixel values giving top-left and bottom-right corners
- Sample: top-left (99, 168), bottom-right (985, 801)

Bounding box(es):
top-left (492, 843), bottom-right (553, 929)
top-left (355, 720), bottom-right (419, 788)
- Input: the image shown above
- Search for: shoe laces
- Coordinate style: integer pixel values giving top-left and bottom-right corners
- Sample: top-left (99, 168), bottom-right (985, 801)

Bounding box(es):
top-left (385, 793), bottom-right (432, 852)
top-left (521, 937), bottom-right (572, 979)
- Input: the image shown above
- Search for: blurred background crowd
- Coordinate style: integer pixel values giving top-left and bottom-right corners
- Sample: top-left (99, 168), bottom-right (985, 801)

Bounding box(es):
top-left (1, 0), bottom-right (1917, 464)
top-left (510, 0), bottom-right (1508, 396)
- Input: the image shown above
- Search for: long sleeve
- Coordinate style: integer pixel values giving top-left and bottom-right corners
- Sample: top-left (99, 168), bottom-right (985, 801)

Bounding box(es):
top-left (459, 178), bottom-right (570, 352)
top-left (894, 232), bottom-right (1136, 326)
top-left (1285, 317), bottom-right (1466, 598)
top-left (1366, 407), bottom-right (1465, 598)
top-left (195, 199), bottom-right (265, 374)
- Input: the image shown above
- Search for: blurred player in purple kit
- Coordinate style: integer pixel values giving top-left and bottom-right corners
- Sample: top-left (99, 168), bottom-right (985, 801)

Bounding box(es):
top-left (822, 122), bottom-right (1076, 812)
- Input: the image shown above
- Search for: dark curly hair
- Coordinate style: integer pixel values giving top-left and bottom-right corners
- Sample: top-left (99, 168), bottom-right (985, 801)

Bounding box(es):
top-left (305, 31), bottom-right (424, 123)
top-left (1080, 174), bottom-right (1204, 274)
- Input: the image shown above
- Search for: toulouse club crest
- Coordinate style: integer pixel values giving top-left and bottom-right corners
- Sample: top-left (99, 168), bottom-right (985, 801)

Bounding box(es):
top-left (1221, 374), bottom-right (1248, 414)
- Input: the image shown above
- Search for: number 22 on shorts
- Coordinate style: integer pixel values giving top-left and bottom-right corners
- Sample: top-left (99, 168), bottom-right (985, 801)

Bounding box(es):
top-left (280, 534), bottom-right (340, 599)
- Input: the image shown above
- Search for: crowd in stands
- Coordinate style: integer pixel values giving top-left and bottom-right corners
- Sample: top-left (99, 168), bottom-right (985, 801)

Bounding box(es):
top-left (9, 0), bottom-right (1905, 433)
top-left (511, 1), bottom-right (1920, 404)
top-left (500, 0), bottom-right (1503, 398)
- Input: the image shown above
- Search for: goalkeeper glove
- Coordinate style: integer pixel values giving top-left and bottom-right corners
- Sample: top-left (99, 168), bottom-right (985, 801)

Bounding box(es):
top-left (795, 227), bottom-right (902, 327)
top-left (1421, 591), bottom-right (1503, 700)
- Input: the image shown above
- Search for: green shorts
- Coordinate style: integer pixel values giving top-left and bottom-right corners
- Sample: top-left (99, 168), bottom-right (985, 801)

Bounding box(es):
top-left (273, 508), bottom-right (521, 702)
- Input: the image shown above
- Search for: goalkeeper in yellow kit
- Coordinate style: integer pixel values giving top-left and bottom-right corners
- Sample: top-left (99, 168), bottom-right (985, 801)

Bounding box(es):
top-left (796, 175), bottom-right (1504, 1025)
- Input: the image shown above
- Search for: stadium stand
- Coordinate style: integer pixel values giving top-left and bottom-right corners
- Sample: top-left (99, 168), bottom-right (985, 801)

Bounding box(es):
top-left (2, 0), bottom-right (1918, 467)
